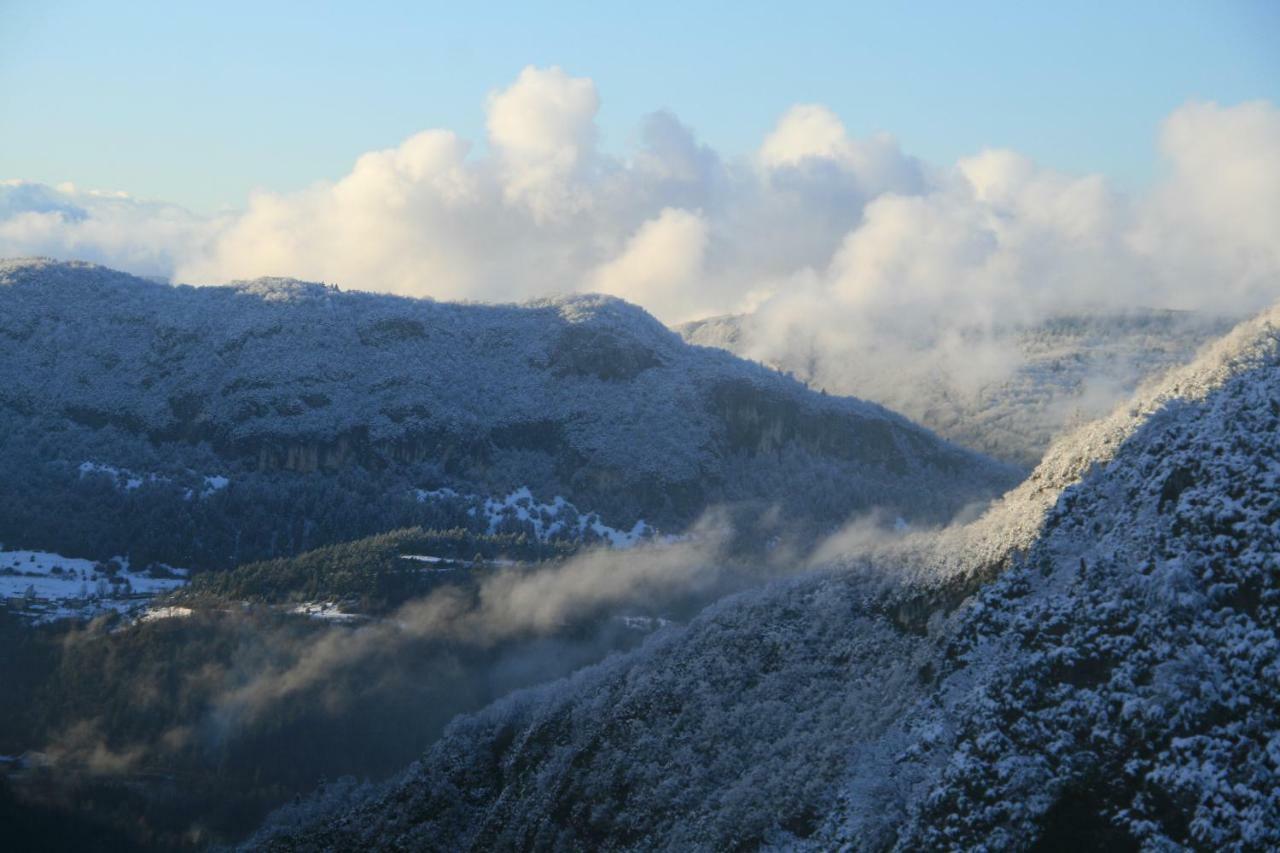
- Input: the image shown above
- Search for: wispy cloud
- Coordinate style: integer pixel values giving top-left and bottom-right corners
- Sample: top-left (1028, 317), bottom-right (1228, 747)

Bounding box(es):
top-left (209, 517), bottom-right (736, 730)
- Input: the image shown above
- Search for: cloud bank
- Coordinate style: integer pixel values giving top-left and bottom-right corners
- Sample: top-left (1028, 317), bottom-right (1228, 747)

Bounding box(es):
top-left (0, 180), bottom-right (221, 281)
top-left (2, 67), bottom-right (1277, 431)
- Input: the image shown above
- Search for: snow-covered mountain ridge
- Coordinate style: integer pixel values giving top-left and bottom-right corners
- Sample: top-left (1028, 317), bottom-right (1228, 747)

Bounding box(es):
top-left (251, 304), bottom-right (1280, 850)
top-left (0, 258), bottom-right (1014, 548)
top-left (825, 302), bottom-right (1280, 848)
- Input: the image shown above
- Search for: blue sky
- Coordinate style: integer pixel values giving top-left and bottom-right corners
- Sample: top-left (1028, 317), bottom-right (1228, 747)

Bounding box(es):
top-left (1, 0), bottom-right (1277, 213)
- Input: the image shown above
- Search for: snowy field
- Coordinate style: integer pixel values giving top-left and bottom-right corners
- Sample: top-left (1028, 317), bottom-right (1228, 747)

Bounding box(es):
top-left (0, 545), bottom-right (188, 624)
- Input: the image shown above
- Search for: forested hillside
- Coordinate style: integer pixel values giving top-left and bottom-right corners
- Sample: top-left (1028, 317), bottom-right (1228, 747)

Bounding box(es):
top-left (0, 258), bottom-right (1016, 570)
top-left (0, 526), bottom-right (688, 850)
top-left (257, 305), bottom-right (1280, 850)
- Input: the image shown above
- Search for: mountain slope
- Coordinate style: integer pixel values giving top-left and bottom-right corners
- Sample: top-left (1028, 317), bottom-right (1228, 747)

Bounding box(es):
top-left (254, 305), bottom-right (1280, 850)
top-left (679, 309), bottom-right (1235, 467)
top-left (0, 259), bottom-right (1015, 568)
top-left (823, 302), bottom-right (1280, 849)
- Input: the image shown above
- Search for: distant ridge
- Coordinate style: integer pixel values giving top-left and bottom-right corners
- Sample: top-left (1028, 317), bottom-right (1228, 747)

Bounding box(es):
top-left (0, 258), bottom-right (1016, 568)
top-left (678, 307), bottom-right (1236, 467)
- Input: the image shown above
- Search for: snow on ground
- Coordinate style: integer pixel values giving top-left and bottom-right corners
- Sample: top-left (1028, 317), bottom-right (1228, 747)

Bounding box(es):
top-left (201, 474), bottom-right (230, 496)
top-left (289, 601), bottom-right (365, 623)
top-left (398, 554), bottom-right (455, 567)
top-left (618, 615), bottom-right (673, 632)
top-left (414, 485), bottom-right (655, 547)
top-left (78, 460), bottom-right (163, 491)
top-left (398, 554), bottom-right (520, 571)
top-left (0, 546), bottom-right (187, 624)
top-left (78, 460), bottom-right (231, 501)
top-left (138, 605), bottom-right (194, 622)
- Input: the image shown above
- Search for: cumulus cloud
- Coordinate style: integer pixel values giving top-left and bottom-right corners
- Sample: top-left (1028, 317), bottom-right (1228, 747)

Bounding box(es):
top-left (0, 180), bottom-right (219, 279)
top-left (178, 129), bottom-right (490, 299)
top-left (686, 99), bottom-right (1276, 463)
top-left (815, 148), bottom-right (1137, 331)
top-left (589, 207), bottom-right (709, 322)
top-left (1, 71), bottom-right (1277, 446)
top-left (759, 104), bottom-right (925, 197)
top-left (138, 65), bottom-right (922, 316)
top-left (1134, 100), bottom-right (1280, 307)
top-left (759, 104), bottom-right (852, 167)
top-left (177, 67), bottom-right (658, 303)
top-left (487, 65), bottom-right (601, 218)
top-left (0, 66), bottom-right (928, 318)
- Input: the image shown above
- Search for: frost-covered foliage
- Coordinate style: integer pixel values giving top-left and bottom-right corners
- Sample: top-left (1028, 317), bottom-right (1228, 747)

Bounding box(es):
top-left (0, 258), bottom-right (1014, 551)
top-left (680, 308), bottom-right (1234, 467)
top-left (183, 526), bottom-right (576, 613)
top-left (255, 305), bottom-right (1279, 851)
top-left (247, 776), bottom-right (390, 848)
top-left (250, 572), bottom-right (928, 851)
top-left (416, 486), bottom-right (657, 546)
top-left (851, 306), bottom-right (1280, 850)
top-left (78, 459), bottom-right (229, 498)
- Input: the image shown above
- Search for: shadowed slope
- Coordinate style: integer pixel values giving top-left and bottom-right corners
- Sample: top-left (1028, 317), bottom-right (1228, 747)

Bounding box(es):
top-left (252, 305), bottom-right (1280, 850)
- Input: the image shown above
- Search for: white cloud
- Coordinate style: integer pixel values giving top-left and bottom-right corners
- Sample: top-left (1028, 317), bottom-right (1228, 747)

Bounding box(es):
top-left (759, 104), bottom-right (926, 198)
top-left (177, 129), bottom-right (488, 298)
top-left (487, 65), bottom-right (601, 219)
top-left (716, 100), bottom-right (1279, 442)
top-left (588, 208), bottom-right (709, 322)
top-left (0, 68), bottom-right (929, 320)
top-left (0, 181), bottom-right (218, 279)
top-left (0, 74), bottom-right (1275, 393)
top-left (759, 104), bottom-right (851, 167)
top-left (1133, 100), bottom-right (1280, 309)
top-left (155, 66), bottom-right (928, 318)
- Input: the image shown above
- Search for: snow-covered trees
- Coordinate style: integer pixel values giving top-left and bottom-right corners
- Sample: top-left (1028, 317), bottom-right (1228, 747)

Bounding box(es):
top-left (0, 258), bottom-right (1016, 568)
top-left (256, 305), bottom-right (1280, 850)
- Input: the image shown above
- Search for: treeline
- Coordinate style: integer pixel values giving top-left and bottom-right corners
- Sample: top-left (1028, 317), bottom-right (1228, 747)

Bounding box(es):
top-left (0, 413), bottom-right (512, 572)
top-left (184, 527), bottom-right (577, 612)
top-left (0, 410), bottom-right (646, 576)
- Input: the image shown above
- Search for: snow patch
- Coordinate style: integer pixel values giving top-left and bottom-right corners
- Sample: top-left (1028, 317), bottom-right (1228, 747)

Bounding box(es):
top-left (202, 474), bottom-right (230, 496)
top-left (139, 605), bottom-right (193, 622)
top-left (0, 546), bottom-right (188, 624)
top-left (618, 615), bottom-right (673, 632)
top-left (289, 601), bottom-right (364, 623)
top-left (78, 460), bottom-right (230, 500)
top-left (413, 485), bottom-right (657, 548)
top-left (78, 460), bottom-right (162, 491)
top-left (399, 554), bottom-right (519, 570)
